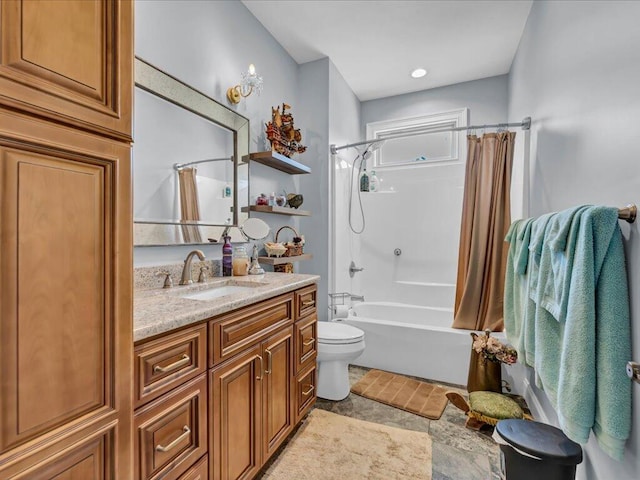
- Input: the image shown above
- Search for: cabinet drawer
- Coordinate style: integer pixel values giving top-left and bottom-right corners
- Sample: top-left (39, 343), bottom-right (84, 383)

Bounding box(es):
top-left (135, 324), bottom-right (207, 408)
top-left (210, 293), bottom-right (293, 366)
top-left (295, 363), bottom-right (317, 422)
top-left (135, 375), bottom-right (208, 480)
top-left (294, 314), bottom-right (317, 374)
top-left (295, 285), bottom-right (317, 319)
top-left (179, 455), bottom-right (208, 480)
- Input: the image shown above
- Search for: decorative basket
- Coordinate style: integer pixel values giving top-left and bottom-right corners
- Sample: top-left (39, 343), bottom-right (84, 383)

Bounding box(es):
top-left (264, 242), bottom-right (287, 257)
top-left (275, 226), bottom-right (303, 257)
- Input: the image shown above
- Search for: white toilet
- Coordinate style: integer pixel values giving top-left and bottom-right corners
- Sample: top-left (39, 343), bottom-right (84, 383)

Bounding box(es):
top-left (317, 321), bottom-right (365, 401)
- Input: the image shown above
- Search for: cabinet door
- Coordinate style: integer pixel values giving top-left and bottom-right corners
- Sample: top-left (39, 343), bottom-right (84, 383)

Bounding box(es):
top-left (210, 345), bottom-right (263, 480)
top-left (0, 0), bottom-right (133, 140)
top-left (0, 113), bottom-right (132, 478)
top-left (262, 326), bottom-right (294, 461)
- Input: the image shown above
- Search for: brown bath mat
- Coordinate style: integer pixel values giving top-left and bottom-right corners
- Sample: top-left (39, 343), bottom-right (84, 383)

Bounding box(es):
top-left (351, 369), bottom-right (449, 420)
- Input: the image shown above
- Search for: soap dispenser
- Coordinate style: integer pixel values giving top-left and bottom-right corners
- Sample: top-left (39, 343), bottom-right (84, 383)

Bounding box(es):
top-left (222, 235), bottom-right (233, 276)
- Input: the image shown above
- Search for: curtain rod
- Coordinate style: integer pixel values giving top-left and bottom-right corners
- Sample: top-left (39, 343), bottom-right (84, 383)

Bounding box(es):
top-left (174, 156), bottom-right (233, 170)
top-left (330, 117), bottom-right (531, 155)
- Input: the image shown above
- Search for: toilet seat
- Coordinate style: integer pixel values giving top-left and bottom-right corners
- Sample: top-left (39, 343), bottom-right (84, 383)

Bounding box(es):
top-left (318, 322), bottom-right (364, 345)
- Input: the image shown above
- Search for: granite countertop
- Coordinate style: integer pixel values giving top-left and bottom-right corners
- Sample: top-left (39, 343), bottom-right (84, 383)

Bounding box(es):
top-left (134, 272), bottom-right (320, 342)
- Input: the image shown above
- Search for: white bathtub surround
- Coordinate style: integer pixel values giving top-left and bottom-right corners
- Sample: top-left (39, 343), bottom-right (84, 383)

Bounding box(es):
top-left (345, 302), bottom-right (506, 387)
top-left (316, 321), bottom-right (366, 400)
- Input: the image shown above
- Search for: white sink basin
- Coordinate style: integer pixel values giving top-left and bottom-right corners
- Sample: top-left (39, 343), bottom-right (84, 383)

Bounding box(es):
top-left (180, 285), bottom-right (257, 301)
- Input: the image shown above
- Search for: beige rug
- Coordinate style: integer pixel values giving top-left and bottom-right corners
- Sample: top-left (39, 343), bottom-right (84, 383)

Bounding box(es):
top-left (261, 409), bottom-right (432, 479)
top-left (351, 369), bottom-right (449, 420)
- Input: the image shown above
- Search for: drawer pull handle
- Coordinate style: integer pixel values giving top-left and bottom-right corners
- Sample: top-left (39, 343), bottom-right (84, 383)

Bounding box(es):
top-left (303, 338), bottom-right (316, 347)
top-left (153, 354), bottom-right (190, 374)
top-left (302, 384), bottom-right (315, 396)
top-left (265, 349), bottom-right (272, 375)
top-left (256, 355), bottom-right (264, 381)
top-left (155, 425), bottom-right (191, 452)
top-left (301, 300), bottom-right (315, 307)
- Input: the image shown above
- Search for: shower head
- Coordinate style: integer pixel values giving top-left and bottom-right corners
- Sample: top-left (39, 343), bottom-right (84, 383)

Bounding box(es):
top-left (361, 140), bottom-right (386, 160)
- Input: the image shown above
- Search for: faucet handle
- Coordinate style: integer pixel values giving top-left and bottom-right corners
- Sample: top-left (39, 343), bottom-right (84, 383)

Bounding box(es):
top-left (155, 271), bottom-right (173, 289)
top-left (198, 265), bottom-right (210, 283)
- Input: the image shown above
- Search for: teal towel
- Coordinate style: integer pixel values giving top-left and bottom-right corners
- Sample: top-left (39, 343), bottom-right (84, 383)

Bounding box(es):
top-left (532, 206), bottom-right (631, 460)
top-left (537, 205), bottom-right (590, 321)
top-left (523, 213), bottom-right (554, 366)
top-left (504, 218), bottom-right (533, 362)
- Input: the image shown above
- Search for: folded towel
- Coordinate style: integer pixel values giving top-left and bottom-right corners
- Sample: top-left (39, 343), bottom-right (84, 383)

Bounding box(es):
top-left (523, 213), bottom-right (553, 366)
top-left (537, 205), bottom-right (590, 321)
top-left (504, 218), bottom-right (533, 361)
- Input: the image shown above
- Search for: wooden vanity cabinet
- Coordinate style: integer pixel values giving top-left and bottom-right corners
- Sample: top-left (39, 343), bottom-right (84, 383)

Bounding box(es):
top-left (134, 285), bottom-right (317, 480)
top-left (0, 1), bottom-right (133, 478)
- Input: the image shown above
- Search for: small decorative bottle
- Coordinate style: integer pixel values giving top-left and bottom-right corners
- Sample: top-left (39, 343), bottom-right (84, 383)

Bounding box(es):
top-left (360, 168), bottom-right (369, 192)
top-left (232, 246), bottom-right (250, 276)
top-left (369, 170), bottom-right (379, 192)
top-left (223, 183), bottom-right (232, 198)
top-left (222, 235), bottom-right (233, 276)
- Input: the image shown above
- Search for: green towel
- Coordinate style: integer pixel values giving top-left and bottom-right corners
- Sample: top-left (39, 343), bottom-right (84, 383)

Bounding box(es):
top-left (533, 206), bottom-right (631, 460)
top-left (504, 218), bottom-right (533, 362)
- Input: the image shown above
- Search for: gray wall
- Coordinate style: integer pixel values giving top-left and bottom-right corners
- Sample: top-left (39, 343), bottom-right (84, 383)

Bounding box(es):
top-left (362, 75), bottom-right (509, 133)
top-left (134, 0), bottom-right (303, 267)
top-left (507, 1), bottom-right (640, 478)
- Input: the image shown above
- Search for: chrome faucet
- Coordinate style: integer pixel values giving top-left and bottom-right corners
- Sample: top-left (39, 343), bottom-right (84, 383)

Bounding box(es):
top-left (180, 250), bottom-right (206, 285)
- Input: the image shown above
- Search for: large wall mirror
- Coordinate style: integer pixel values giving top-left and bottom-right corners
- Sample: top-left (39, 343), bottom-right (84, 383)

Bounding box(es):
top-left (133, 57), bottom-right (249, 246)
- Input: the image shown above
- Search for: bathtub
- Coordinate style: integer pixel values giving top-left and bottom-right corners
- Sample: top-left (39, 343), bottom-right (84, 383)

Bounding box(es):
top-left (343, 302), bottom-right (505, 386)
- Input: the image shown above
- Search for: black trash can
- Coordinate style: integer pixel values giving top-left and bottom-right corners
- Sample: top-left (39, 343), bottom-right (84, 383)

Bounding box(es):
top-left (494, 419), bottom-right (583, 480)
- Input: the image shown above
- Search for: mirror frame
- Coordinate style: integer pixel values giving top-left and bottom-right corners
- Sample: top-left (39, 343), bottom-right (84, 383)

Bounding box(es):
top-left (133, 56), bottom-right (250, 246)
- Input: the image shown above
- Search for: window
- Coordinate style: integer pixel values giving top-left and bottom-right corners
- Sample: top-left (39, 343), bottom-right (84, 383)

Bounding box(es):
top-left (366, 108), bottom-right (468, 169)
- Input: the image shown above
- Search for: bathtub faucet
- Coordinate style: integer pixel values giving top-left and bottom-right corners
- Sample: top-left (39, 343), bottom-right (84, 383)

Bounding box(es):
top-left (350, 294), bottom-right (365, 302)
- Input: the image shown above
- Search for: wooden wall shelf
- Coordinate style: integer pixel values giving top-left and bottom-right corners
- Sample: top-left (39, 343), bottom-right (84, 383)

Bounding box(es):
top-left (258, 254), bottom-right (313, 265)
top-left (242, 205), bottom-right (311, 217)
top-left (249, 151), bottom-right (311, 175)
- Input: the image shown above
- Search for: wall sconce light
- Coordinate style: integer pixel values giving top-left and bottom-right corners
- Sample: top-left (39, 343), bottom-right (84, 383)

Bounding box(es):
top-left (226, 64), bottom-right (263, 104)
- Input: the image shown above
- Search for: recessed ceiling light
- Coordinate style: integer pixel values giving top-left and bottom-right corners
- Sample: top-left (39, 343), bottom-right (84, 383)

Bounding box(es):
top-left (411, 68), bottom-right (427, 79)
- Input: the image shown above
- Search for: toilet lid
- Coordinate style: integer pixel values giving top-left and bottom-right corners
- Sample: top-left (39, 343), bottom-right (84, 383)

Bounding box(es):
top-left (318, 322), bottom-right (364, 344)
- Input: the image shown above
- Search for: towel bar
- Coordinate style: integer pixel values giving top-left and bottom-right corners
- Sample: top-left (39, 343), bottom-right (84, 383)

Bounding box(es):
top-left (618, 204), bottom-right (636, 223)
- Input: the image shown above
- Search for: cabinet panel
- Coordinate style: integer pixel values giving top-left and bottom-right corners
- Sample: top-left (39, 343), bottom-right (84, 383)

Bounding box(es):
top-left (294, 314), bottom-right (317, 375)
top-left (0, 0), bottom-right (132, 140)
top-left (210, 294), bottom-right (293, 366)
top-left (178, 455), bottom-right (208, 480)
top-left (295, 363), bottom-right (317, 423)
top-left (294, 285), bottom-right (317, 319)
top-left (9, 428), bottom-right (113, 480)
top-left (262, 327), bottom-right (294, 461)
top-left (210, 345), bottom-right (262, 480)
top-left (0, 143), bottom-right (108, 451)
top-left (135, 375), bottom-right (207, 480)
top-left (135, 324), bottom-right (207, 408)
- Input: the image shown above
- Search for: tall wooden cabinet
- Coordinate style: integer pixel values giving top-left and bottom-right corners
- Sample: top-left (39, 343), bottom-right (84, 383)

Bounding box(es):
top-left (0, 1), bottom-right (133, 478)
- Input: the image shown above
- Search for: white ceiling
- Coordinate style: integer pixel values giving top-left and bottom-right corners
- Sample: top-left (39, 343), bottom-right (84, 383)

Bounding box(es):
top-left (242, 0), bottom-right (533, 101)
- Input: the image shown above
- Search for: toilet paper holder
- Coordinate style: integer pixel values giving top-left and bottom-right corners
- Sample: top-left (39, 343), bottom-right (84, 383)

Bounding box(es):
top-left (627, 362), bottom-right (640, 384)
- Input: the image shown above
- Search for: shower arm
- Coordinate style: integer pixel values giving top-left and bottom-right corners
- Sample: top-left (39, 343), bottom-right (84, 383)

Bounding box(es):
top-left (330, 117), bottom-right (531, 155)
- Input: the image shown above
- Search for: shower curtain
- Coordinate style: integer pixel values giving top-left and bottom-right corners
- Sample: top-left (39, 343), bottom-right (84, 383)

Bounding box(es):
top-left (178, 167), bottom-right (203, 243)
top-left (453, 132), bottom-right (515, 331)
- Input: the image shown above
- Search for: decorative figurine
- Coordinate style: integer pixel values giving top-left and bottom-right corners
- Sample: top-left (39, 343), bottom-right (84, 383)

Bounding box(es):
top-left (265, 103), bottom-right (307, 157)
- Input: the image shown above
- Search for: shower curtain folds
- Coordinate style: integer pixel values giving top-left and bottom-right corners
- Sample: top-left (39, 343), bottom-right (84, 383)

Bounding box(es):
top-left (453, 132), bottom-right (515, 331)
top-left (178, 167), bottom-right (203, 243)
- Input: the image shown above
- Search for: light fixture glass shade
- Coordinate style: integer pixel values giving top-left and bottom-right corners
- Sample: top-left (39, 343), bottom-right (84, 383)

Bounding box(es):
top-left (227, 64), bottom-right (263, 104)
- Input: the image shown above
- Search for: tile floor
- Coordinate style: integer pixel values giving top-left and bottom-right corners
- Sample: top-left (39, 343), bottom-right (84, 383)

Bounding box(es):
top-left (314, 366), bottom-right (502, 480)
